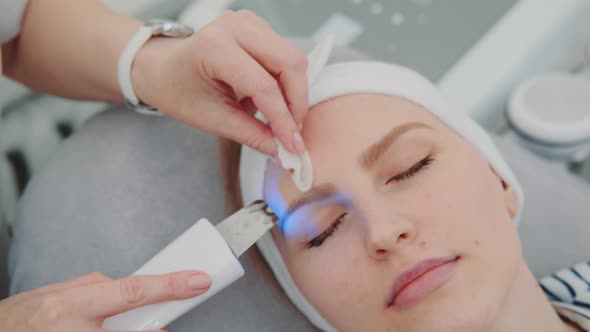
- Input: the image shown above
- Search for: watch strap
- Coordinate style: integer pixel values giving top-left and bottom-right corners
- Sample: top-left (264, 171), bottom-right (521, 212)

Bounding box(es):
top-left (117, 25), bottom-right (162, 116)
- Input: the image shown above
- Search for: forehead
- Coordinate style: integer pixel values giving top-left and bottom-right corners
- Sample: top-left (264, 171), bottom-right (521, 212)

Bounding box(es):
top-left (300, 93), bottom-right (442, 166)
top-left (263, 93), bottom-right (445, 215)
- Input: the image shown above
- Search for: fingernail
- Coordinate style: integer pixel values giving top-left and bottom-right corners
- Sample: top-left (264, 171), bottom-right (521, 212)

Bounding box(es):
top-left (293, 131), bottom-right (306, 153)
top-left (187, 273), bottom-right (211, 290)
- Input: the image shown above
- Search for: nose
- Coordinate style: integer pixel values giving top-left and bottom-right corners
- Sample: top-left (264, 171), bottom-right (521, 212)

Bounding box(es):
top-left (362, 202), bottom-right (417, 260)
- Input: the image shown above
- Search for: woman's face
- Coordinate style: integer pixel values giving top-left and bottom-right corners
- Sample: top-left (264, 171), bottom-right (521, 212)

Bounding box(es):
top-left (263, 93), bottom-right (521, 332)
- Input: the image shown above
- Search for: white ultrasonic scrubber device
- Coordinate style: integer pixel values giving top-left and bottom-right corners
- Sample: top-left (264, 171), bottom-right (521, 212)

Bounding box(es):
top-left (102, 201), bottom-right (277, 331)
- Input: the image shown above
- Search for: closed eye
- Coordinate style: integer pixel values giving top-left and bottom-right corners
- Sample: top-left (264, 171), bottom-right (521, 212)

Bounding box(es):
top-left (307, 213), bottom-right (347, 248)
top-left (386, 156), bottom-right (433, 184)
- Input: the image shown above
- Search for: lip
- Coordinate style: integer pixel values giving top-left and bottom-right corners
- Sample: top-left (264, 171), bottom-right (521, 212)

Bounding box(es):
top-left (387, 256), bottom-right (460, 310)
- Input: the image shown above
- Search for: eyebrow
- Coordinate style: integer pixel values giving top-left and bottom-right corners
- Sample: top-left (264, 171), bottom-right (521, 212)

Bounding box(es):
top-left (281, 122), bottom-right (431, 221)
top-left (360, 122), bottom-right (431, 169)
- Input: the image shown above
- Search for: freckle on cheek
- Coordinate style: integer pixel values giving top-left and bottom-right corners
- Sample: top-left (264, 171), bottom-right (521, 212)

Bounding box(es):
top-left (419, 241), bottom-right (427, 247)
top-left (474, 240), bottom-right (480, 247)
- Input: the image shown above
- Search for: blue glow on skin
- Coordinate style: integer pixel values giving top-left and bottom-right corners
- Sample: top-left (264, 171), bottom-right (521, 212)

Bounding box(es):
top-left (265, 188), bottom-right (287, 221)
top-left (265, 188), bottom-right (301, 237)
top-left (280, 214), bottom-right (299, 239)
top-left (263, 161), bottom-right (355, 240)
top-left (263, 174), bottom-right (305, 238)
top-left (266, 184), bottom-right (353, 240)
top-left (263, 170), bottom-right (288, 225)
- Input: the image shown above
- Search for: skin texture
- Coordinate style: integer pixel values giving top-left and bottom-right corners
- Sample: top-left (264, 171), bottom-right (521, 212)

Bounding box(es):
top-left (263, 93), bottom-right (575, 332)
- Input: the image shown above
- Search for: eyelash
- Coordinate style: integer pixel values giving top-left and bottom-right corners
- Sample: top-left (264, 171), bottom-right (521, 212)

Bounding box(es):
top-left (307, 213), bottom-right (347, 248)
top-left (306, 156), bottom-right (435, 249)
top-left (386, 156), bottom-right (433, 184)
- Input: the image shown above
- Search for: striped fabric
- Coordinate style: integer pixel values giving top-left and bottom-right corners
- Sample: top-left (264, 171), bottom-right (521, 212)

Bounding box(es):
top-left (540, 261), bottom-right (590, 331)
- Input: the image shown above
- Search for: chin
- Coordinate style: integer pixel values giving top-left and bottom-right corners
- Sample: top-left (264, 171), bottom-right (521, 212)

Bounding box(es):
top-left (423, 297), bottom-right (499, 332)
top-left (397, 283), bottom-right (501, 332)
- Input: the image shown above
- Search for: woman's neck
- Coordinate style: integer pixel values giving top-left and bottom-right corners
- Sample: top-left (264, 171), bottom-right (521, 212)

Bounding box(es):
top-left (490, 263), bottom-right (579, 332)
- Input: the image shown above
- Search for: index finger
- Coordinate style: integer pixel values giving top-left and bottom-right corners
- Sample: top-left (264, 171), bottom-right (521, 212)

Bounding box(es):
top-left (66, 271), bottom-right (211, 318)
top-left (212, 45), bottom-right (305, 154)
top-left (236, 15), bottom-right (310, 127)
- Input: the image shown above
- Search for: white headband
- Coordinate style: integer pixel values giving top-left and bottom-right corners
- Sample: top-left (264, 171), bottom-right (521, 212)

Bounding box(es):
top-left (239, 39), bottom-right (524, 331)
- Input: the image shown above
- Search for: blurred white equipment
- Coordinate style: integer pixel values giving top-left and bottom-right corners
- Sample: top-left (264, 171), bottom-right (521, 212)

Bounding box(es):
top-left (508, 73), bottom-right (590, 165)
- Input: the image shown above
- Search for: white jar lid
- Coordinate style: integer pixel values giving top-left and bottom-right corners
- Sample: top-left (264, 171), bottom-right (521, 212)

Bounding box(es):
top-left (508, 73), bottom-right (590, 144)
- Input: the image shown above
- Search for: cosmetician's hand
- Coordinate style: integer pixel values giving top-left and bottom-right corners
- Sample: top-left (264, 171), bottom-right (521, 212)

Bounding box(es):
top-left (0, 270), bottom-right (211, 332)
top-left (132, 10), bottom-right (309, 156)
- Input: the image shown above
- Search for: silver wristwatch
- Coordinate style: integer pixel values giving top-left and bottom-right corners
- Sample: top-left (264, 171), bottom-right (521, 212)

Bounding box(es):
top-left (118, 20), bottom-right (194, 115)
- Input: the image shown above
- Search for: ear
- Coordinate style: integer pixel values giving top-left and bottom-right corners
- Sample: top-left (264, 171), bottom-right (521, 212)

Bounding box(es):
top-left (490, 167), bottom-right (518, 220)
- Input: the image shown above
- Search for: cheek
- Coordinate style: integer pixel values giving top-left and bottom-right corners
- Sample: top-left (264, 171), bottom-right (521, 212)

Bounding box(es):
top-left (428, 147), bottom-right (523, 290)
top-left (422, 150), bottom-right (509, 239)
top-left (279, 232), bottom-right (377, 325)
top-left (407, 145), bottom-right (522, 279)
top-left (293, 245), bottom-right (368, 302)
top-left (399, 148), bottom-right (523, 330)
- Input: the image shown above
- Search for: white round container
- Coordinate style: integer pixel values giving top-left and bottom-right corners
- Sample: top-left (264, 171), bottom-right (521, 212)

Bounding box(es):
top-left (508, 73), bottom-right (590, 162)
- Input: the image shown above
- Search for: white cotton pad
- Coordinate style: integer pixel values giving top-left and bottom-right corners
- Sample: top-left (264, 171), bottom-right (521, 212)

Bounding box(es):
top-left (275, 138), bottom-right (313, 192)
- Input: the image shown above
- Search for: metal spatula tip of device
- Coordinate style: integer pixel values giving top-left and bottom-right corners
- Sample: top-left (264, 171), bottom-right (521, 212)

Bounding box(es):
top-left (215, 201), bottom-right (277, 257)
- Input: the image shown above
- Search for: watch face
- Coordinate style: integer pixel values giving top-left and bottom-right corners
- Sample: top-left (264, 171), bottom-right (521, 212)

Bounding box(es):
top-left (146, 20), bottom-right (194, 38)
